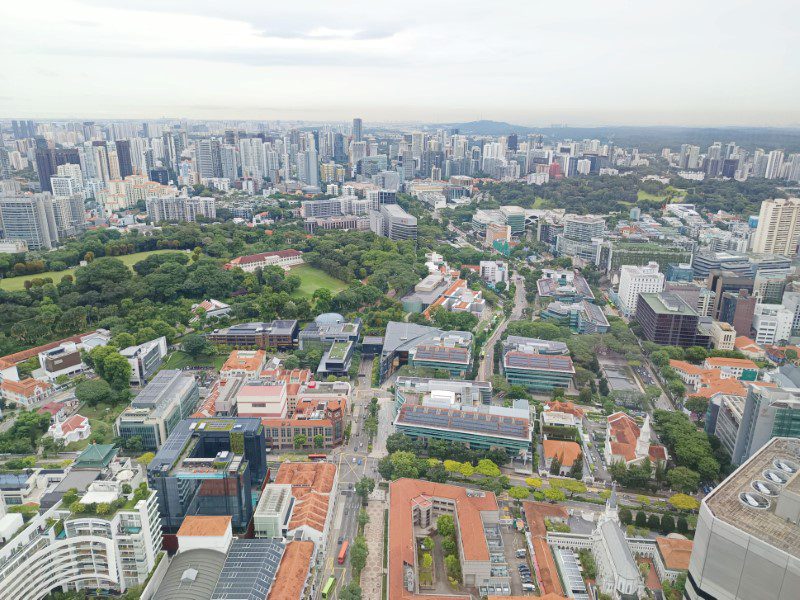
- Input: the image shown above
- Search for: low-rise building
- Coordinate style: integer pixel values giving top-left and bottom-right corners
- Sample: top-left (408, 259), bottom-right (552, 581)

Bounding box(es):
top-left (224, 249), bottom-right (303, 272)
top-left (380, 322), bottom-right (473, 383)
top-left (191, 299), bottom-right (230, 321)
top-left (604, 412), bottom-right (667, 467)
top-left (479, 260), bottom-right (509, 286)
top-left (0, 377), bottom-right (52, 408)
top-left (700, 320), bottom-right (736, 350)
top-left (207, 320), bottom-right (298, 350)
top-left (542, 439), bottom-right (582, 475)
top-left (298, 314), bottom-right (361, 350)
top-left (219, 349), bottom-right (266, 378)
top-left (537, 269), bottom-right (594, 303)
top-left (317, 340), bottom-right (354, 377)
top-left (48, 414), bottom-right (90, 445)
top-left (702, 356), bottom-right (759, 381)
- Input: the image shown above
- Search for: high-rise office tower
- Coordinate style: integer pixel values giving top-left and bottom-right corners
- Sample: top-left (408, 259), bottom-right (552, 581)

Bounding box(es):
top-left (751, 198), bottom-right (800, 256)
top-left (114, 139), bottom-right (134, 178)
top-left (34, 147), bottom-right (80, 192)
top-left (507, 133), bottom-right (518, 152)
top-left (352, 118), bottom-right (363, 143)
top-left (221, 144), bottom-right (238, 181)
top-left (238, 138), bottom-right (265, 180)
top-left (196, 138), bottom-right (223, 178)
top-left (0, 194), bottom-right (60, 249)
top-left (333, 133), bottom-right (347, 163)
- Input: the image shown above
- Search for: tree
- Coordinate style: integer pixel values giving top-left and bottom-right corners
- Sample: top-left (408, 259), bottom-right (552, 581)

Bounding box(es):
top-left (549, 455), bottom-right (562, 475)
top-left (647, 513), bottom-right (661, 530)
top-left (560, 479), bottom-right (587, 497)
top-left (544, 487), bottom-right (566, 502)
top-left (426, 462), bottom-right (448, 483)
top-left (475, 458), bottom-right (501, 477)
top-left (458, 462), bottom-right (475, 477)
top-left (358, 509), bottom-right (370, 528)
top-left (89, 345), bottom-right (131, 390)
top-left (283, 355), bottom-right (300, 370)
top-left (444, 554), bottom-right (462, 583)
top-left (668, 493), bottom-right (700, 512)
top-left (111, 332), bottom-right (136, 349)
top-left (137, 452), bottom-right (155, 466)
top-left (569, 453), bottom-right (584, 480)
top-left (349, 536), bottom-right (368, 575)
top-left (74, 379), bottom-right (113, 407)
top-left (660, 514), bottom-right (676, 534)
top-left (525, 477), bottom-right (542, 489)
top-left (293, 434), bottom-right (307, 449)
top-left (377, 455), bottom-right (394, 480)
top-left (677, 516), bottom-right (689, 534)
top-left (390, 451), bottom-right (420, 479)
top-left (62, 488), bottom-right (79, 506)
top-left (619, 508), bottom-right (633, 525)
top-left (96, 503), bottom-right (111, 516)
top-left (313, 434), bottom-right (325, 448)
top-left (355, 477), bottom-right (375, 502)
top-left (339, 582), bottom-right (362, 600)
top-left (421, 552), bottom-right (433, 569)
top-left (667, 466), bottom-right (701, 494)
top-left (509, 486), bottom-right (530, 500)
top-left (635, 511), bottom-right (648, 528)
top-left (685, 396), bottom-right (709, 418)
top-left (182, 334), bottom-right (211, 357)
top-left (685, 346), bottom-right (708, 364)
top-left (437, 514), bottom-right (455, 538)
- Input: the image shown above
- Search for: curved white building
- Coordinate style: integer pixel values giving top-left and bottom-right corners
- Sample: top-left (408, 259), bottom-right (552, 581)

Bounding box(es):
top-left (0, 487), bottom-right (162, 600)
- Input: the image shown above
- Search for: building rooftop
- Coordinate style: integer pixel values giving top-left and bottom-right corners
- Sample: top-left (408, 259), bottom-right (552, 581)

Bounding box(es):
top-left (656, 536), bottom-right (693, 571)
top-left (382, 322), bottom-right (472, 356)
top-left (267, 541), bottom-right (314, 600)
top-left (704, 437), bottom-right (800, 559)
top-left (395, 404), bottom-right (530, 442)
top-left (639, 291), bottom-right (698, 316)
top-left (153, 548), bottom-right (226, 600)
top-left (503, 352), bottom-right (575, 373)
top-left (74, 443), bottom-right (117, 468)
top-left (177, 516), bottom-right (232, 537)
top-left (542, 440), bottom-right (582, 466)
top-left (389, 479), bottom-right (498, 600)
top-left (504, 336), bottom-right (569, 355)
top-left (221, 350), bottom-right (266, 373)
top-left (211, 539), bottom-right (284, 600)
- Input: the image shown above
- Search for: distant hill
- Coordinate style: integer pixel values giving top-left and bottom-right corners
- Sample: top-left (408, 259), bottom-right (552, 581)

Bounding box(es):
top-left (434, 120), bottom-right (800, 153)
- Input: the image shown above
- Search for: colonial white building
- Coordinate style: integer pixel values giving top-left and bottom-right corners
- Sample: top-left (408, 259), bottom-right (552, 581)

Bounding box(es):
top-left (617, 262), bottom-right (665, 316)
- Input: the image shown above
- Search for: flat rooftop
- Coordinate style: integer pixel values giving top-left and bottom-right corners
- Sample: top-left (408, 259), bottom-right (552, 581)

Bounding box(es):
top-left (639, 292), bottom-right (698, 316)
top-left (705, 437), bottom-right (800, 558)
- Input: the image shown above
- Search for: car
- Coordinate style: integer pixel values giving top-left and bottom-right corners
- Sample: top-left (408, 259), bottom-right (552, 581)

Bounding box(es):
top-left (357, 459), bottom-right (363, 465)
top-left (352, 457), bottom-right (356, 463)
top-left (338, 537), bottom-right (343, 544)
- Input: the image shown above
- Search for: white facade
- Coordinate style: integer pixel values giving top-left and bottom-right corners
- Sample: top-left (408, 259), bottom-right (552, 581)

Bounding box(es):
top-left (751, 197), bottom-right (800, 256)
top-left (617, 262), bottom-right (665, 316)
top-left (479, 260), bottom-right (509, 286)
top-left (752, 303), bottom-right (794, 345)
top-left (0, 489), bottom-right (162, 600)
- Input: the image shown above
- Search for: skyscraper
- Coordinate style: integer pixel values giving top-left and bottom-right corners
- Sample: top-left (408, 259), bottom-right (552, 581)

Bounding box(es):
top-left (751, 197), bottom-right (800, 256)
top-left (34, 148), bottom-right (80, 192)
top-left (352, 118), bottom-right (363, 142)
top-left (196, 138), bottom-right (223, 178)
top-left (114, 139), bottom-right (134, 178)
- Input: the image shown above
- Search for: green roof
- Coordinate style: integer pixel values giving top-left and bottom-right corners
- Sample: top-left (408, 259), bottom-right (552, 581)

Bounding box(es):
top-left (74, 444), bottom-right (118, 468)
top-left (327, 341), bottom-right (351, 360)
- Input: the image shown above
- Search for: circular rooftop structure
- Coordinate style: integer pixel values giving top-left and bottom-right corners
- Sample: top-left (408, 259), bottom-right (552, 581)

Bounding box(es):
top-left (739, 491), bottom-right (770, 510)
top-left (762, 469), bottom-right (790, 485)
top-left (773, 457), bottom-right (799, 474)
top-left (751, 480), bottom-right (780, 496)
top-left (315, 313), bottom-right (344, 325)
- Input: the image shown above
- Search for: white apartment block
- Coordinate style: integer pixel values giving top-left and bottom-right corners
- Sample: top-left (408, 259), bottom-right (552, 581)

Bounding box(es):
top-left (479, 260), bottom-right (509, 286)
top-left (0, 486), bottom-right (162, 600)
top-left (617, 262), bottom-right (665, 316)
top-left (751, 198), bottom-right (800, 256)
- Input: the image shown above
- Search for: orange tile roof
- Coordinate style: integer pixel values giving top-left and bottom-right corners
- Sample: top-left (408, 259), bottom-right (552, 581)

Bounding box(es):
top-left (545, 400), bottom-right (585, 418)
top-left (389, 479), bottom-right (499, 600)
top-left (734, 336), bottom-right (763, 353)
top-left (607, 412), bottom-right (640, 462)
top-left (176, 515), bottom-right (231, 537)
top-left (221, 350), bottom-right (266, 373)
top-left (1, 377), bottom-right (51, 397)
top-left (59, 414), bottom-right (89, 434)
top-left (669, 360), bottom-right (705, 376)
top-left (542, 440), bottom-right (582, 467)
top-left (268, 541), bottom-right (314, 600)
top-left (274, 462), bottom-right (335, 496)
top-left (656, 536), bottom-right (693, 571)
top-left (520, 502), bottom-right (568, 597)
top-left (704, 357), bottom-right (759, 369)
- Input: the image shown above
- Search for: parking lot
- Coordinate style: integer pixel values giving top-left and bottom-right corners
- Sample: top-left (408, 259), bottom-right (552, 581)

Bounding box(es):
top-left (500, 526), bottom-right (537, 596)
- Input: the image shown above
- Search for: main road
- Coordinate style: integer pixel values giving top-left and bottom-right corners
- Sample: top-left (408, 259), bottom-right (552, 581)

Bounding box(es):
top-left (477, 271), bottom-right (527, 381)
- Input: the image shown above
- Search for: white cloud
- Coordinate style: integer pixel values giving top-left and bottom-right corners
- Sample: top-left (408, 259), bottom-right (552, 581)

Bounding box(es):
top-left (0, 0), bottom-right (797, 125)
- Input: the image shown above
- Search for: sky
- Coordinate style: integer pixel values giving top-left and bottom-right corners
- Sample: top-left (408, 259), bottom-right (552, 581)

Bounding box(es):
top-left (1, 0), bottom-right (798, 127)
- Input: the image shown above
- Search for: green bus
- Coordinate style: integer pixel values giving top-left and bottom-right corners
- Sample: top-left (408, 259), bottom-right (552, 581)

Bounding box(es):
top-left (322, 576), bottom-right (336, 599)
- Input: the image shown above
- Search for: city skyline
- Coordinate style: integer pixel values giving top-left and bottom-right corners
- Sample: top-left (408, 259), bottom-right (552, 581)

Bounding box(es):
top-left (1, 0), bottom-right (799, 127)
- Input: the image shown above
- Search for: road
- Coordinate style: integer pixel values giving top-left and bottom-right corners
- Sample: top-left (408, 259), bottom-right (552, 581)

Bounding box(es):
top-left (478, 271), bottom-right (527, 381)
top-left (315, 357), bottom-right (392, 599)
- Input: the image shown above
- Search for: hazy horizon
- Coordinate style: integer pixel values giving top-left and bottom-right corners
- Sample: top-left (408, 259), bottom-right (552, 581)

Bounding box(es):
top-left (2, 0), bottom-right (798, 127)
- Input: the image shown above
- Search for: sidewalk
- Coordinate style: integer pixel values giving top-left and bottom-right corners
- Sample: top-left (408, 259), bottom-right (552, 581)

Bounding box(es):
top-left (360, 499), bottom-right (385, 600)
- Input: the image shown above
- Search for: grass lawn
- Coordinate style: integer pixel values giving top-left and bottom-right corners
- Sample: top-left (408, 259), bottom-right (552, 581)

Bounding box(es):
top-left (66, 401), bottom-right (127, 451)
top-left (0, 249), bottom-right (184, 292)
top-left (531, 197), bottom-right (548, 208)
top-left (289, 264), bottom-right (348, 298)
top-left (162, 351), bottom-right (227, 371)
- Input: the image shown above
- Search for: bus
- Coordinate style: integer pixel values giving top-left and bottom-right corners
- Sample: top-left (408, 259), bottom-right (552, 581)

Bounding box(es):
top-left (308, 454), bottom-right (327, 462)
top-left (337, 540), bottom-right (349, 565)
top-left (322, 576), bottom-right (336, 600)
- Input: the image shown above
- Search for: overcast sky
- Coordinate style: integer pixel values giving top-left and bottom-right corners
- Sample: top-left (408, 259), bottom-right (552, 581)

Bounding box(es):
top-left (1, 0), bottom-right (797, 126)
